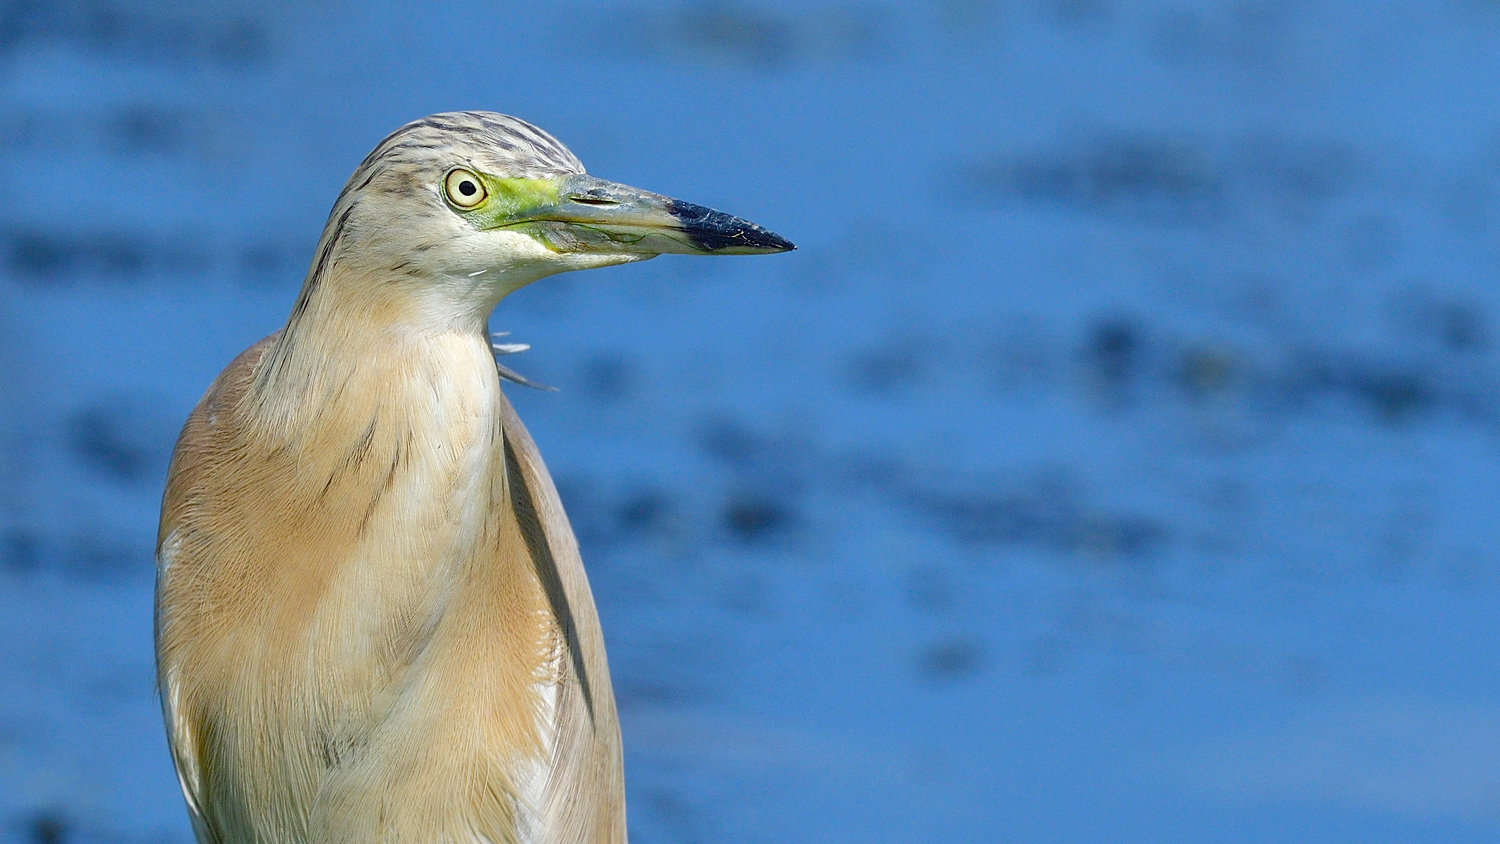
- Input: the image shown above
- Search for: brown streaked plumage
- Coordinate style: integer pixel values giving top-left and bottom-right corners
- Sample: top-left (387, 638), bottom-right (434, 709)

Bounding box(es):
top-left (155, 112), bottom-right (792, 844)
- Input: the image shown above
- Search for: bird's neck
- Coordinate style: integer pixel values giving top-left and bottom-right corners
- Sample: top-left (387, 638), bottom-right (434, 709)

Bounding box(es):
top-left (252, 265), bottom-right (505, 435)
top-left (230, 270), bottom-right (520, 697)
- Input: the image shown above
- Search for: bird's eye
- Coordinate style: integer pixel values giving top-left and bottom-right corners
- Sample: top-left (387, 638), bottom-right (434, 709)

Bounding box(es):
top-left (444, 169), bottom-right (487, 209)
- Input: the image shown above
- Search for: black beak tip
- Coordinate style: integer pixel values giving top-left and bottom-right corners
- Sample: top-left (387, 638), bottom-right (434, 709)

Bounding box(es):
top-left (762, 230), bottom-right (797, 252)
top-left (726, 227), bottom-right (795, 253)
top-left (667, 199), bottom-right (796, 254)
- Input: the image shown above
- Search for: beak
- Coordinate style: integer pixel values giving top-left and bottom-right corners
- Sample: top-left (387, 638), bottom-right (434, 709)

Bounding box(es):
top-left (502, 174), bottom-right (795, 256)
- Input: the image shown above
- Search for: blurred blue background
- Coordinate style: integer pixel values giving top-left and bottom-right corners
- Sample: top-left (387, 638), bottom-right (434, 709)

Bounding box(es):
top-left (3, 0), bottom-right (1500, 841)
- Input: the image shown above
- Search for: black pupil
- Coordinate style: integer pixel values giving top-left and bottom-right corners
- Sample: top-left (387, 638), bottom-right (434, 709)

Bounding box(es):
top-left (458, 180), bottom-right (477, 197)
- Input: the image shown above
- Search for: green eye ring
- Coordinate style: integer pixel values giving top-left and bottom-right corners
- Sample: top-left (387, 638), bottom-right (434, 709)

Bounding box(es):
top-left (443, 168), bottom-right (487, 209)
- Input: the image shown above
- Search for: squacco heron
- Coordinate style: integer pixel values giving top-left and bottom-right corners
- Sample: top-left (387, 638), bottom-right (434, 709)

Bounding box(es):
top-left (154, 111), bottom-right (792, 844)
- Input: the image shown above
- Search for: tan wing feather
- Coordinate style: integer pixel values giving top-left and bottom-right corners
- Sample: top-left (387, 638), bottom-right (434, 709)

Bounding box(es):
top-left (157, 336), bottom-right (276, 844)
top-left (498, 395), bottom-right (627, 844)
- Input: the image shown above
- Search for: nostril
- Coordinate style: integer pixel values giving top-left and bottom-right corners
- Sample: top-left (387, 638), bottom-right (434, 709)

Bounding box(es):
top-left (570, 195), bottom-right (619, 206)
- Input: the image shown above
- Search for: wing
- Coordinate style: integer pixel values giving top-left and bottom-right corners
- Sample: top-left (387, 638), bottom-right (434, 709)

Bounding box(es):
top-left (497, 390), bottom-right (629, 844)
top-left (155, 336), bottom-right (276, 844)
top-left (158, 641), bottom-right (221, 844)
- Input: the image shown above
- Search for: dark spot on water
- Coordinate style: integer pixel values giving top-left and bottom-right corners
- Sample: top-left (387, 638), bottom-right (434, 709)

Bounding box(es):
top-left (1050, 0), bottom-right (1112, 26)
top-left (616, 488), bottom-right (672, 537)
top-left (1177, 344), bottom-right (1240, 400)
top-left (1435, 303), bottom-right (1488, 352)
top-left (921, 474), bottom-right (1081, 548)
top-left (1284, 351), bottom-right (1436, 424)
top-left (917, 471), bottom-right (1166, 562)
top-left (26, 810), bottom-right (67, 844)
top-left (210, 17), bottom-right (268, 65)
top-left (0, 112), bottom-right (41, 149)
top-left (697, 416), bottom-right (759, 464)
top-left (5, 229), bottom-right (206, 282)
top-left (638, 786), bottom-right (709, 844)
top-left (109, 106), bottom-right (186, 154)
top-left (1392, 292), bottom-right (1489, 354)
top-left (92, 237), bottom-right (147, 275)
top-left (674, 3), bottom-right (794, 66)
top-left (723, 495), bottom-right (793, 542)
top-left (66, 535), bottom-right (139, 581)
top-left (8, 232), bottom-right (65, 277)
top-left (2, 530), bottom-right (39, 573)
top-left (554, 476), bottom-right (610, 549)
top-left (1087, 316), bottom-right (1141, 401)
top-left (70, 407), bottom-right (151, 482)
top-left (918, 637), bottom-right (984, 681)
top-left (602, 2), bottom-right (885, 67)
top-left (1240, 135), bottom-right (1359, 209)
top-left (1148, 3), bottom-right (1291, 68)
top-left (239, 242), bottom-right (295, 284)
top-left (580, 354), bottom-right (634, 404)
top-left (847, 344), bottom-right (923, 394)
top-left (647, 788), bottom-right (689, 820)
top-left (1362, 370), bottom-right (1428, 422)
top-left (1074, 514), bottom-right (1166, 559)
top-left (987, 133), bottom-right (1221, 219)
top-left (0, 2), bottom-right (268, 66)
top-left (614, 679), bottom-right (703, 706)
top-left (612, 640), bottom-right (714, 705)
top-left (67, 397), bottom-right (171, 484)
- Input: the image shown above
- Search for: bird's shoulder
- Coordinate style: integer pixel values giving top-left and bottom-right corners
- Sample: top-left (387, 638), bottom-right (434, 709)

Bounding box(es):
top-left (158, 333), bottom-right (278, 538)
top-left (181, 331), bottom-right (279, 440)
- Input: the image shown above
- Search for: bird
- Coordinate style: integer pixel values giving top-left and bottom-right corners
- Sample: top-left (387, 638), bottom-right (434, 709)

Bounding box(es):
top-left (154, 111), bottom-right (793, 844)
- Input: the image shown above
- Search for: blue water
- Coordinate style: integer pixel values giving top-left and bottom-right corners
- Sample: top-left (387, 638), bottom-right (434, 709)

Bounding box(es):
top-left (4, 1), bottom-right (1500, 841)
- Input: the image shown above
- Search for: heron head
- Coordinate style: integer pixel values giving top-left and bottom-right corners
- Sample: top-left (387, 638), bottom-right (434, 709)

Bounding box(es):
top-left (325, 111), bottom-right (793, 310)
